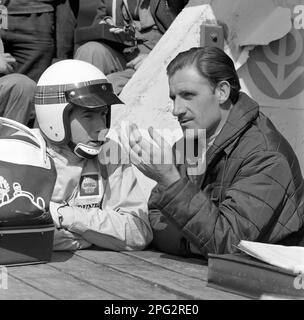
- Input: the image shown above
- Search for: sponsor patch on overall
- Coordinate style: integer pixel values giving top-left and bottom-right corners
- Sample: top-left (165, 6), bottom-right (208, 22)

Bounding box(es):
top-left (79, 174), bottom-right (99, 197)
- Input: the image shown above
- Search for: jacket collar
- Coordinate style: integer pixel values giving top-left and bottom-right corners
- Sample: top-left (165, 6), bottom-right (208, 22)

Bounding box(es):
top-left (206, 92), bottom-right (260, 166)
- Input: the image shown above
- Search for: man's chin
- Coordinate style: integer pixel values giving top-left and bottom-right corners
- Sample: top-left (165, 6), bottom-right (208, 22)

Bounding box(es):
top-left (182, 128), bottom-right (206, 143)
top-left (182, 127), bottom-right (198, 136)
top-left (87, 141), bottom-right (104, 148)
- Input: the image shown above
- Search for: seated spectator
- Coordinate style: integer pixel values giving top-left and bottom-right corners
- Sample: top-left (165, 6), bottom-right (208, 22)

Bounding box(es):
top-left (127, 46), bottom-right (304, 258)
top-left (34, 59), bottom-right (152, 251)
top-left (0, 0), bottom-right (79, 82)
top-left (0, 52), bottom-right (36, 125)
top-left (54, 0), bottom-right (79, 61)
top-left (75, 0), bottom-right (188, 94)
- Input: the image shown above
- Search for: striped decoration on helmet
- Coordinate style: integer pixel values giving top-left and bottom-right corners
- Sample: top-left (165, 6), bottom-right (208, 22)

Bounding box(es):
top-left (35, 79), bottom-right (110, 105)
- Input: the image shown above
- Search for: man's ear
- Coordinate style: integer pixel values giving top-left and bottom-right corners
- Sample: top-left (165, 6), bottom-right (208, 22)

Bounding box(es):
top-left (215, 81), bottom-right (231, 105)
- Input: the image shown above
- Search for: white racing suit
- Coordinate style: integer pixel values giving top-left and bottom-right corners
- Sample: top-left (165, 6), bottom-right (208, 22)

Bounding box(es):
top-left (44, 136), bottom-right (153, 251)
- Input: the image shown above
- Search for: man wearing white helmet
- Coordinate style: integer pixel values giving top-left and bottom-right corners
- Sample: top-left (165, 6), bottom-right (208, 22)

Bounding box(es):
top-left (34, 59), bottom-right (153, 251)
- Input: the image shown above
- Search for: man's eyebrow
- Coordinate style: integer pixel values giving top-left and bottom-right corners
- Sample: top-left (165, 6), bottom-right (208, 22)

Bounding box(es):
top-left (169, 88), bottom-right (196, 98)
top-left (179, 89), bottom-right (196, 95)
top-left (81, 109), bottom-right (91, 114)
top-left (82, 108), bottom-right (106, 113)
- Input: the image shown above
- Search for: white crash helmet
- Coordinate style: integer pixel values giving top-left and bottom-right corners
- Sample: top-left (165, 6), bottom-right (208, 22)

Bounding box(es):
top-left (35, 59), bottom-right (123, 159)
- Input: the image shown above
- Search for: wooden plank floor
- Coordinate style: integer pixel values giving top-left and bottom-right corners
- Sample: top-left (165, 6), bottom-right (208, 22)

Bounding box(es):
top-left (0, 249), bottom-right (249, 300)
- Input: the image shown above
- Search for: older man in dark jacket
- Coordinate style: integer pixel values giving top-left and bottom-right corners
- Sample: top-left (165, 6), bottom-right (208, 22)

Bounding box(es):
top-left (127, 46), bottom-right (304, 258)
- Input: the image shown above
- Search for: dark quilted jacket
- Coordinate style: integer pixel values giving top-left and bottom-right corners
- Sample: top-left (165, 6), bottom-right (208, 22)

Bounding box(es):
top-left (149, 93), bottom-right (304, 258)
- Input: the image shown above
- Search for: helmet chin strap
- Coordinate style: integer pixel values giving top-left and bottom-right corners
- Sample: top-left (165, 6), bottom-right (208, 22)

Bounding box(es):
top-left (68, 141), bottom-right (102, 159)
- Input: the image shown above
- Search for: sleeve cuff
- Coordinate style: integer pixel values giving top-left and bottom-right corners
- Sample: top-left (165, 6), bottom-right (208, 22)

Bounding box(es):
top-left (154, 176), bottom-right (191, 210)
top-left (58, 206), bottom-right (89, 235)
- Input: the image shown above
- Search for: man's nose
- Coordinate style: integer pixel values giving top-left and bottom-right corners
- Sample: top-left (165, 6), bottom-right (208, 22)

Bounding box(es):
top-left (172, 101), bottom-right (186, 117)
top-left (92, 114), bottom-right (107, 133)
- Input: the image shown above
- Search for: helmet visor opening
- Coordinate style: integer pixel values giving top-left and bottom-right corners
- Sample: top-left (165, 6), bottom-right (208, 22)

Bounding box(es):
top-left (65, 83), bottom-right (123, 108)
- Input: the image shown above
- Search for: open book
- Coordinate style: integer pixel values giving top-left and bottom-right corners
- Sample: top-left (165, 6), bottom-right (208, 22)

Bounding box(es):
top-left (237, 240), bottom-right (304, 274)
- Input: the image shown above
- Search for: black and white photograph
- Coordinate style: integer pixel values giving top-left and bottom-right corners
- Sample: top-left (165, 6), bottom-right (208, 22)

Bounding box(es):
top-left (0, 0), bottom-right (303, 307)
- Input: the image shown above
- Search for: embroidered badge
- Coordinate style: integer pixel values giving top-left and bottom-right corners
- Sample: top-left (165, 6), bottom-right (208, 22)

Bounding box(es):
top-left (79, 174), bottom-right (99, 196)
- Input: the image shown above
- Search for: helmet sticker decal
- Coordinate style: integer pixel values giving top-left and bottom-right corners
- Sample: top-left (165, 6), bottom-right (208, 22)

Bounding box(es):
top-left (0, 176), bottom-right (46, 211)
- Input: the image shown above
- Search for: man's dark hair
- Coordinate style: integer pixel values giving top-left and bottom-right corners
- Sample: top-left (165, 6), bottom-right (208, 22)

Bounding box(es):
top-left (166, 46), bottom-right (241, 104)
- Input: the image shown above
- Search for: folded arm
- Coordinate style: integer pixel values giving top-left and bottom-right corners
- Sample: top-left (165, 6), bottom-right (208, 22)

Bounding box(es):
top-left (51, 164), bottom-right (152, 251)
top-left (149, 151), bottom-right (296, 258)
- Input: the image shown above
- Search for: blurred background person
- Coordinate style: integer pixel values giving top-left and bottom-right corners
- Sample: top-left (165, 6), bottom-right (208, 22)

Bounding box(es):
top-left (0, 0), bottom-right (79, 82)
top-left (75, 0), bottom-right (188, 94)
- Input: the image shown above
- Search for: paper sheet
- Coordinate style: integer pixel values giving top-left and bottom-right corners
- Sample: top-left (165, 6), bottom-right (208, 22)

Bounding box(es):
top-left (237, 240), bottom-right (304, 274)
